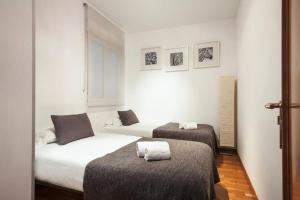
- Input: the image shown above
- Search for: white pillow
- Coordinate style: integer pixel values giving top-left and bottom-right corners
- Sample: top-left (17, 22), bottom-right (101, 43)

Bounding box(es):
top-left (104, 112), bottom-right (122, 127)
top-left (36, 128), bottom-right (56, 145)
top-left (112, 117), bottom-right (122, 126)
top-left (104, 118), bottom-right (114, 126)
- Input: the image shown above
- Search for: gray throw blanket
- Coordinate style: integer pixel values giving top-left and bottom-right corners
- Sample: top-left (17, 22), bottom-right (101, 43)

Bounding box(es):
top-left (84, 138), bottom-right (220, 200)
top-left (153, 122), bottom-right (218, 155)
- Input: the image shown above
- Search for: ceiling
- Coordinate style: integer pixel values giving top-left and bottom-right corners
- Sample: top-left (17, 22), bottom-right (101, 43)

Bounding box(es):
top-left (87, 0), bottom-right (240, 32)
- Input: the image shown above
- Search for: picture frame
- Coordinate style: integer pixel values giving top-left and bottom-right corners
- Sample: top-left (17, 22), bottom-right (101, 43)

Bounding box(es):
top-left (193, 41), bottom-right (220, 68)
top-left (164, 46), bottom-right (189, 72)
top-left (140, 47), bottom-right (161, 71)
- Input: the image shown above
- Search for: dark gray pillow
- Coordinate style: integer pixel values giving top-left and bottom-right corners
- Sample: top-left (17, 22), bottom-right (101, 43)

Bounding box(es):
top-left (118, 110), bottom-right (139, 126)
top-left (51, 113), bottom-right (94, 145)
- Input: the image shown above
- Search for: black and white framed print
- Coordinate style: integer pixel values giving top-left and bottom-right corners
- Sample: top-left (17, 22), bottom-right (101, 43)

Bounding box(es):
top-left (165, 47), bottom-right (189, 72)
top-left (193, 41), bottom-right (220, 68)
top-left (140, 47), bottom-right (161, 70)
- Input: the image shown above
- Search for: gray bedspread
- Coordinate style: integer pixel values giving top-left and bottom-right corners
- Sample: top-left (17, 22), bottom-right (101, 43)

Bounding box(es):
top-left (83, 138), bottom-right (220, 200)
top-left (153, 122), bottom-right (218, 155)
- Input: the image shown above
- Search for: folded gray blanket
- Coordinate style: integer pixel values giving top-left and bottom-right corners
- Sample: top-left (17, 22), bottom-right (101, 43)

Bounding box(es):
top-left (153, 122), bottom-right (218, 155)
top-left (84, 138), bottom-right (220, 200)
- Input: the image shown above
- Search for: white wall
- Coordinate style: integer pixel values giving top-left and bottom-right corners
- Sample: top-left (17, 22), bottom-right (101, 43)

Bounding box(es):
top-left (35, 0), bottom-right (125, 130)
top-left (125, 19), bottom-right (237, 135)
top-left (0, 0), bottom-right (33, 199)
top-left (35, 0), bottom-right (86, 130)
top-left (237, 0), bottom-right (282, 199)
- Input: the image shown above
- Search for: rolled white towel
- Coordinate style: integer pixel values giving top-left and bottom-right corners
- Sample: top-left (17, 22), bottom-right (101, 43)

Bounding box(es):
top-left (136, 142), bottom-right (153, 157)
top-left (179, 122), bottom-right (186, 129)
top-left (183, 122), bottom-right (198, 130)
top-left (179, 122), bottom-right (198, 129)
top-left (136, 141), bottom-right (170, 158)
top-left (144, 142), bottom-right (171, 161)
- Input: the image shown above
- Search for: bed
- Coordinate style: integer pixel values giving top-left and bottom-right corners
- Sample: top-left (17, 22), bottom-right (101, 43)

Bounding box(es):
top-left (104, 122), bottom-right (218, 155)
top-left (35, 133), bottom-right (139, 191)
top-left (35, 132), bottom-right (219, 200)
top-left (104, 123), bottom-right (157, 137)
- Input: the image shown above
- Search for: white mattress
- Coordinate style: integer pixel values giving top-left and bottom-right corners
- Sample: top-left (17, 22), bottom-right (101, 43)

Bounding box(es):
top-left (103, 123), bottom-right (158, 138)
top-left (35, 133), bottom-right (140, 191)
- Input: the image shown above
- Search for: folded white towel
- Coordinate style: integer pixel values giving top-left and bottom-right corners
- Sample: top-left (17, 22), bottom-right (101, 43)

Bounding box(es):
top-left (144, 143), bottom-right (171, 161)
top-left (179, 122), bottom-right (186, 129)
top-left (136, 141), bottom-right (170, 158)
top-left (184, 122), bottom-right (198, 129)
top-left (179, 122), bottom-right (198, 130)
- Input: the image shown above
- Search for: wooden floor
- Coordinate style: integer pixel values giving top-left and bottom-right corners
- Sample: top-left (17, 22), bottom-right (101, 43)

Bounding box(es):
top-left (215, 154), bottom-right (257, 200)
top-left (35, 154), bottom-right (257, 200)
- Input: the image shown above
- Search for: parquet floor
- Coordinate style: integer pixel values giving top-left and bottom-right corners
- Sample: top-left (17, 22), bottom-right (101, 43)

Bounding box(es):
top-left (36, 154), bottom-right (258, 200)
top-left (216, 154), bottom-right (258, 200)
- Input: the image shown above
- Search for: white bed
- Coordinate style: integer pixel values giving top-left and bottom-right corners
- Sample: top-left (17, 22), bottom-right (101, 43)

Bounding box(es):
top-left (35, 133), bottom-right (140, 192)
top-left (103, 123), bottom-right (159, 138)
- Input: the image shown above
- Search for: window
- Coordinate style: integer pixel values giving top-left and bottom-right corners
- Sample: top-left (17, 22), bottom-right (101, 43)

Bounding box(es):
top-left (85, 5), bottom-right (124, 107)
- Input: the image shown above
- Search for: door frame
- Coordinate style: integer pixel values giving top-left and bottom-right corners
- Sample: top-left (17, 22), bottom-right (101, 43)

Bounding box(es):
top-left (282, 0), bottom-right (291, 199)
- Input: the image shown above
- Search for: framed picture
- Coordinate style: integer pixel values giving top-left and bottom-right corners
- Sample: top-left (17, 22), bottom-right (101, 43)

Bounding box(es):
top-left (164, 47), bottom-right (189, 72)
top-left (193, 41), bottom-right (220, 68)
top-left (140, 47), bottom-right (161, 70)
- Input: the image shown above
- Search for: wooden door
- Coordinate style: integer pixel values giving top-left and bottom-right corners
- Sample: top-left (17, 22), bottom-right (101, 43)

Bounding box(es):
top-left (282, 0), bottom-right (300, 199)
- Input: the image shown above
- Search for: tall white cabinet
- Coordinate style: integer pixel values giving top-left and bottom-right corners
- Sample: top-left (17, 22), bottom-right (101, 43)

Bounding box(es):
top-left (219, 76), bottom-right (236, 148)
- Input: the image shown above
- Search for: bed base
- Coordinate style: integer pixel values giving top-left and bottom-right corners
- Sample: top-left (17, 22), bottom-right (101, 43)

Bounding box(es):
top-left (35, 180), bottom-right (83, 200)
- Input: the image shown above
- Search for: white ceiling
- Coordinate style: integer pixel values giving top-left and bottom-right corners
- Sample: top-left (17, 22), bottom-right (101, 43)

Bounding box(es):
top-left (87, 0), bottom-right (240, 32)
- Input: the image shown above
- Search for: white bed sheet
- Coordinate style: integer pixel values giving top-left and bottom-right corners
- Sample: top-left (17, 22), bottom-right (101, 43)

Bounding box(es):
top-left (103, 123), bottom-right (159, 138)
top-left (35, 133), bottom-right (140, 192)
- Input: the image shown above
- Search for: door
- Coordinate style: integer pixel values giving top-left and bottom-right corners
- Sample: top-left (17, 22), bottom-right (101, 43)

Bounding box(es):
top-left (283, 0), bottom-right (300, 199)
top-left (266, 0), bottom-right (300, 199)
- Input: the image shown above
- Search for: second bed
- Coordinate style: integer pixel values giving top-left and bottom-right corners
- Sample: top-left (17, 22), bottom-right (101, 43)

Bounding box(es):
top-left (104, 122), bottom-right (218, 155)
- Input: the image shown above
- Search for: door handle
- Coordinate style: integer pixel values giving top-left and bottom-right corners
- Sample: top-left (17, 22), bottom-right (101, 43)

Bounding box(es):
top-left (265, 102), bottom-right (282, 109)
top-left (265, 102), bottom-right (300, 149)
top-left (265, 101), bottom-right (283, 149)
top-left (265, 102), bottom-right (300, 109)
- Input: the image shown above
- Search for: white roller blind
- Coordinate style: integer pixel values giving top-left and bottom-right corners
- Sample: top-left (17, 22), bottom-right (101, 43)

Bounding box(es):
top-left (85, 4), bottom-right (124, 107)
